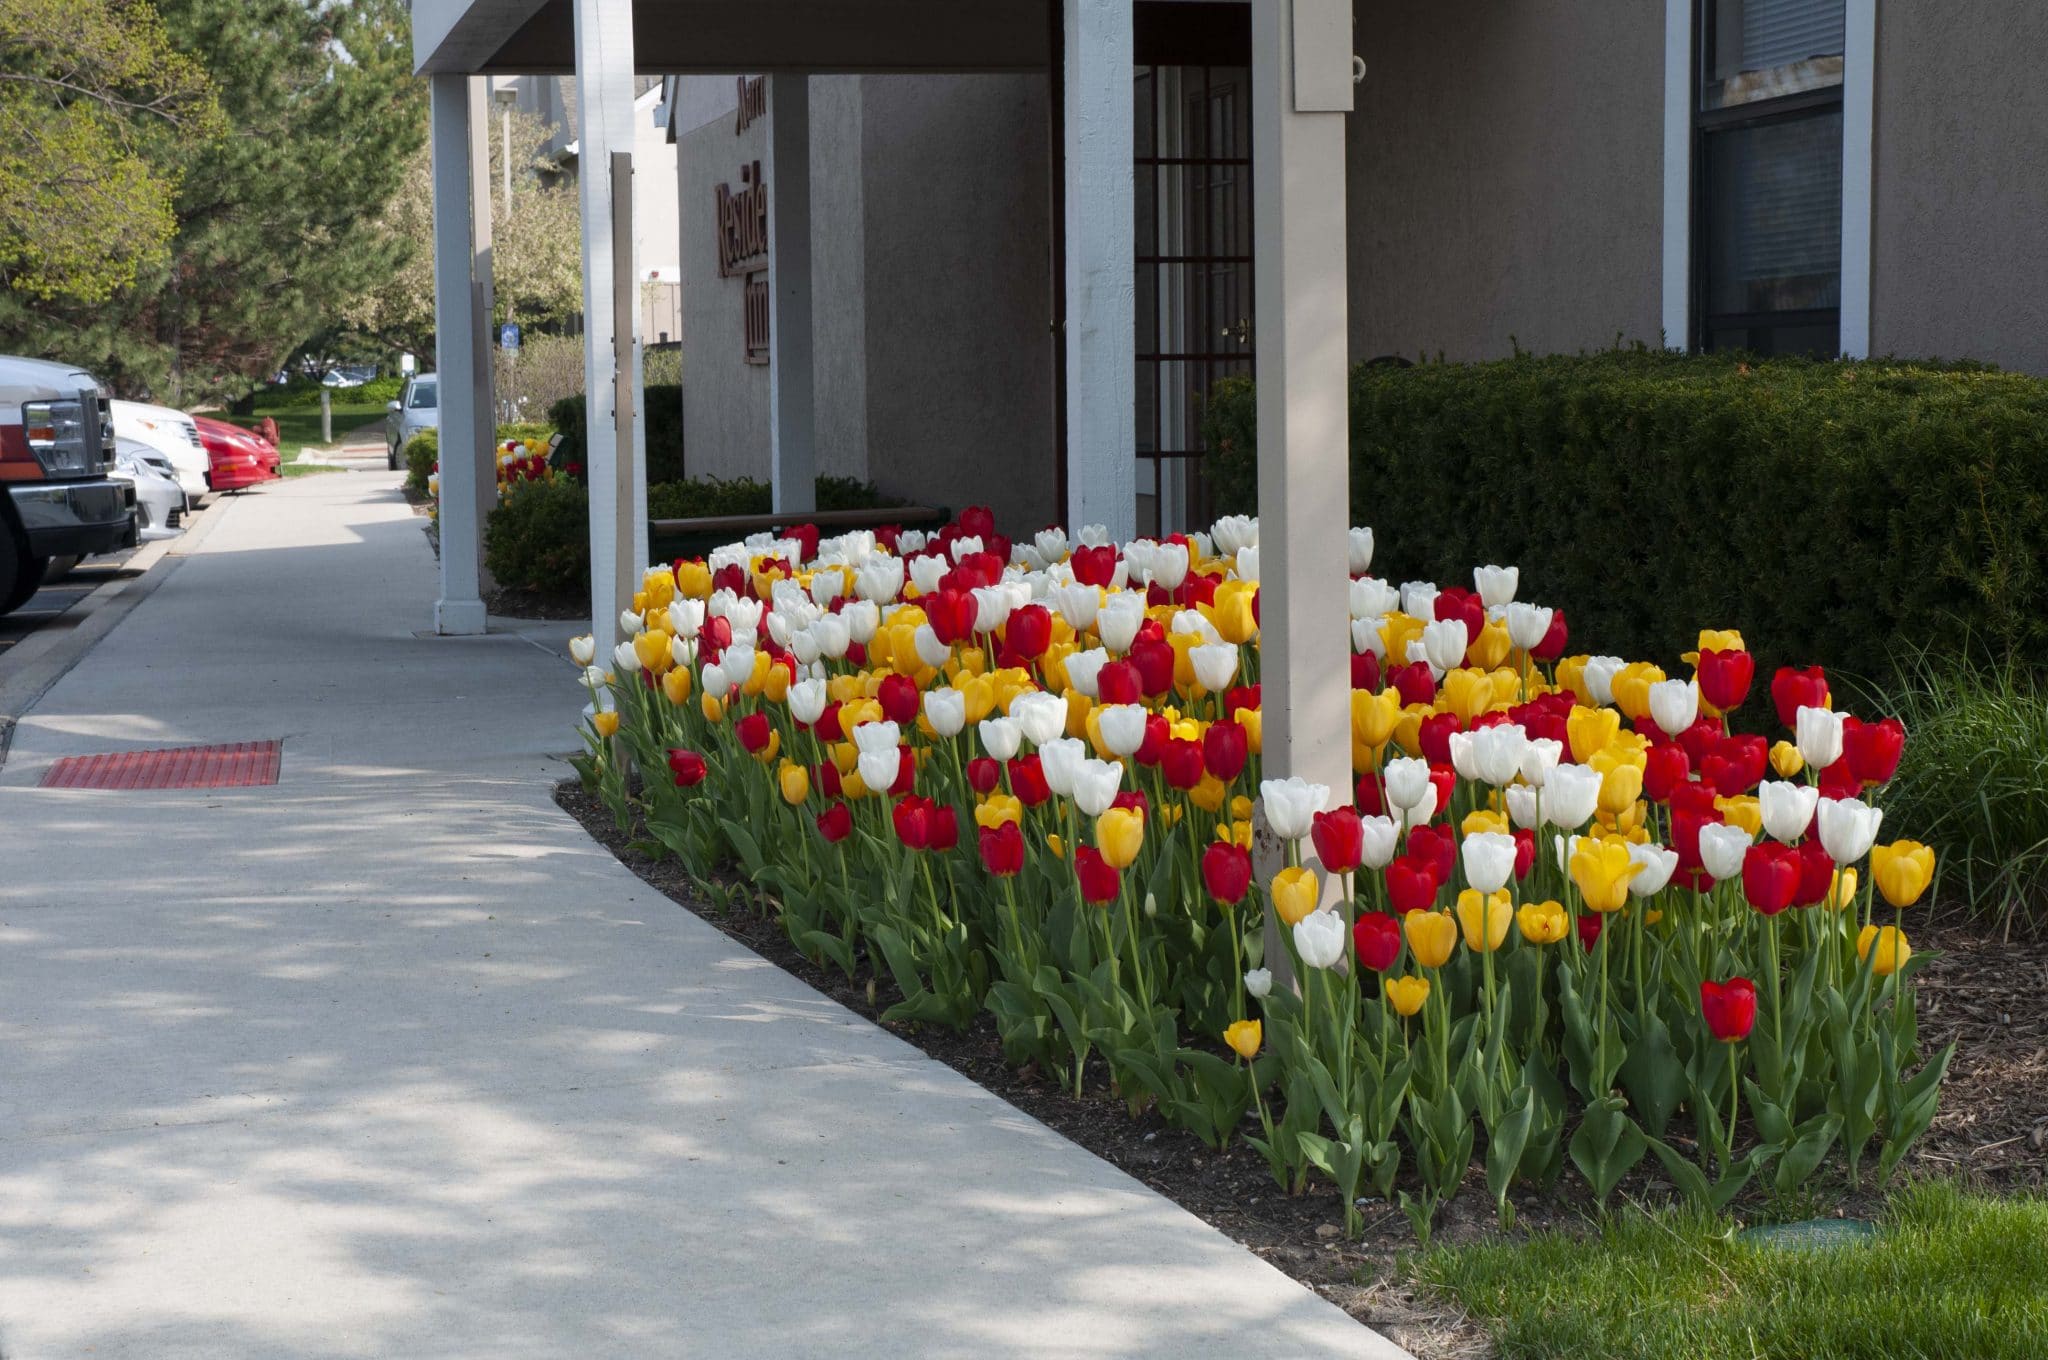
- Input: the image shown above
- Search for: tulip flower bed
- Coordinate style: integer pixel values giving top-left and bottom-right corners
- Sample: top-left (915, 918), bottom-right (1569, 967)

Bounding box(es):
top-left (570, 507), bottom-right (1954, 1243)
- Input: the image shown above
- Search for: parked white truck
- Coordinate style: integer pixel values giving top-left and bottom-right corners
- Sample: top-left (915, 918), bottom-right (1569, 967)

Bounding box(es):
top-left (0, 355), bottom-right (138, 616)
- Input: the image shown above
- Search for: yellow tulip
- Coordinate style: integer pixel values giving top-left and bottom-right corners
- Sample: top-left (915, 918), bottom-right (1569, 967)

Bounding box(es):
top-left (1556, 655), bottom-right (1593, 706)
top-left (1694, 628), bottom-right (1746, 656)
top-left (1857, 924), bottom-right (1912, 976)
top-left (1064, 690), bottom-right (1093, 739)
top-left (1770, 740), bottom-right (1805, 779)
top-left (1223, 1019), bottom-right (1262, 1061)
top-left (830, 740), bottom-right (858, 774)
top-left (1716, 795), bottom-right (1764, 837)
top-left (1517, 899), bottom-right (1570, 945)
top-left (633, 629), bottom-right (673, 676)
top-left (1456, 888), bottom-right (1513, 953)
top-left (1569, 836), bottom-right (1640, 913)
top-left (1872, 841), bottom-right (1936, 908)
top-left (1610, 662), bottom-right (1666, 724)
top-left (1825, 867), bottom-right (1858, 912)
top-left (1271, 865), bottom-right (1321, 925)
top-left (777, 760), bottom-right (810, 805)
top-left (1489, 665), bottom-right (1526, 709)
top-left (1461, 808), bottom-right (1511, 838)
top-left (1204, 580), bottom-right (1260, 645)
top-left (1188, 773), bottom-right (1228, 814)
top-left (762, 660), bottom-right (791, 704)
top-left (660, 667), bottom-right (693, 707)
top-left (641, 568), bottom-right (676, 610)
top-left (827, 673), bottom-right (866, 705)
top-left (1567, 705), bottom-right (1621, 763)
top-left (1378, 612), bottom-right (1424, 667)
top-left (1392, 704), bottom-right (1430, 758)
top-left (674, 561), bottom-right (713, 598)
top-left (1045, 832), bottom-right (1065, 858)
top-left (1166, 630), bottom-right (1202, 693)
top-left (1095, 807), bottom-right (1145, 869)
top-left (1234, 705), bottom-right (1264, 755)
top-left (700, 693), bottom-right (724, 723)
top-left (1230, 794), bottom-right (1256, 822)
top-left (1597, 762), bottom-right (1644, 817)
top-left (841, 768), bottom-right (870, 800)
top-left (976, 793), bottom-right (1024, 830)
top-left (591, 710), bottom-right (620, 739)
top-left (751, 729), bottom-right (782, 763)
top-left (1469, 616), bottom-right (1513, 671)
top-left (1352, 688), bottom-right (1402, 750)
top-left (1385, 974), bottom-right (1431, 1017)
top-left (1404, 908), bottom-right (1459, 968)
top-left (1441, 668), bottom-right (1493, 724)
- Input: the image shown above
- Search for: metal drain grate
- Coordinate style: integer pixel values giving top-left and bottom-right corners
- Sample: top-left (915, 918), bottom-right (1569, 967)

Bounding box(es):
top-left (40, 740), bottom-right (282, 790)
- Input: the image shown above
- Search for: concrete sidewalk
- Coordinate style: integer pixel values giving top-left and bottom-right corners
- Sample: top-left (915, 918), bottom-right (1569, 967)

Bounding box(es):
top-left (0, 473), bottom-right (1406, 1359)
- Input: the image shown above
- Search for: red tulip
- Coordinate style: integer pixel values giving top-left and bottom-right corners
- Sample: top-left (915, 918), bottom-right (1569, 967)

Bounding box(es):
top-left (1643, 743), bottom-right (1690, 803)
top-left (1070, 545), bottom-right (1120, 588)
top-left (926, 587), bottom-right (978, 645)
top-left (967, 757), bottom-right (1001, 794)
top-left (1700, 977), bottom-right (1758, 1042)
top-left (1353, 912), bottom-right (1403, 972)
top-left (1770, 665), bottom-right (1830, 729)
top-left (1130, 638), bottom-right (1177, 698)
top-left (979, 822), bottom-right (1025, 877)
top-left (1097, 659), bottom-right (1143, 705)
top-left (893, 796), bottom-right (934, 850)
top-left (1818, 755), bottom-right (1861, 801)
top-left (1576, 913), bottom-right (1604, 951)
top-left (1513, 827), bottom-right (1536, 880)
top-left (1161, 737), bottom-right (1205, 790)
top-left (1201, 842), bottom-right (1253, 904)
top-left (1354, 773), bottom-right (1385, 817)
top-left (1075, 845), bottom-right (1122, 903)
top-left (1226, 684), bottom-right (1261, 717)
top-left (814, 701), bottom-right (845, 741)
top-left (1311, 806), bottom-right (1366, 874)
top-left (666, 748), bottom-right (708, 787)
top-left (1719, 733), bottom-right (1768, 795)
top-left (1531, 608), bottom-right (1569, 662)
top-left (1696, 649), bottom-right (1755, 712)
top-left (1426, 764), bottom-right (1457, 820)
top-left (1676, 715), bottom-right (1726, 767)
top-left (1408, 823), bottom-right (1456, 886)
top-left (1671, 779), bottom-right (1722, 820)
top-left (878, 673), bottom-right (921, 725)
top-left (1843, 716), bottom-right (1904, 785)
top-left (926, 805), bottom-right (959, 851)
top-left (1742, 841), bottom-right (1800, 916)
top-left (815, 802), bottom-right (853, 843)
top-left (1203, 720), bottom-right (1249, 782)
top-left (1003, 604), bottom-right (1051, 660)
top-left (735, 712), bottom-right (773, 754)
top-left (1433, 587), bottom-right (1484, 641)
top-left (1794, 838), bottom-right (1836, 908)
top-left (1418, 712), bottom-right (1461, 766)
top-left (1351, 651), bottom-right (1382, 692)
top-left (1391, 661), bottom-right (1436, 707)
top-left (1008, 755), bottom-right (1051, 806)
top-left (957, 504), bottom-right (995, 539)
top-left (818, 761), bottom-right (842, 797)
top-left (1386, 853), bottom-right (1440, 914)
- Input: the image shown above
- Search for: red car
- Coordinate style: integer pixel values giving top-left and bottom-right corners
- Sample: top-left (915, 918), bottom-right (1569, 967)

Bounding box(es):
top-left (194, 416), bottom-right (281, 491)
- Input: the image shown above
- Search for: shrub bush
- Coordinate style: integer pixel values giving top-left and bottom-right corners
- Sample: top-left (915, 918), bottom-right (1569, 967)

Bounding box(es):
top-left (1202, 351), bottom-right (2048, 679)
top-left (495, 333), bottom-right (586, 424)
top-left (268, 375), bottom-right (404, 408)
top-left (403, 430), bottom-right (437, 495)
top-left (549, 387), bottom-right (685, 484)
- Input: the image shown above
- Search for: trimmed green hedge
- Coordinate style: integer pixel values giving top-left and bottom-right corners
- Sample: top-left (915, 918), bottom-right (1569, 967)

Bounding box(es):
top-left (550, 387), bottom-right (684, 484)
top-left (486, 474), bottom-right (898, 595)
top-left (403, 430), bottom-right (437, 496)
top-left (1202, 351), bottom-right (2048, 678)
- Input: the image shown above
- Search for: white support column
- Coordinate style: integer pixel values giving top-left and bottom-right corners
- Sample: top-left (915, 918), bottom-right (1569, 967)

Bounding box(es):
top-left (1839, 0), bottom-right (1877, 358)
top-left (765, 74), bottom-right (816, 516)
top-left (572, 0), bottom-right (639, 654)
top-left (1659, 0), bottom-right (1692, 351)
top-left (631, 336), bottom-right (649, 569)
top-left (429, 73), bottom-right (490, 636)
top-left (466, 79), bottom-right (497, 593)
top-left (1062, 0), bottom-right (1135, 540)
top-left (1251, 0), bottom-right (1353, 972)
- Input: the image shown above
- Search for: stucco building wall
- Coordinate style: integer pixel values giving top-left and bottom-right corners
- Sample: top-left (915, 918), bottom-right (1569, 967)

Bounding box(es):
top-left (1870, 1), bottom-right (2048, 374)
top-left (1344, 0), bottom-right (1665, 362)
top-left (675, 91), bottom-right (769, 483)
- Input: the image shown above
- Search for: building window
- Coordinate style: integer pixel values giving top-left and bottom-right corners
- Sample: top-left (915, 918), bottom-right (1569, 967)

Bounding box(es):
top-left (1693, 0), bottom-right (1844, 356)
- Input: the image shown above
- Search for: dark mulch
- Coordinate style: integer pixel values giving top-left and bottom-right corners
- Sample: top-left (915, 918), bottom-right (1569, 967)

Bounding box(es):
top-left (486, 586), bottom-right (588, 621)
top-left (553, 777), bottom-right (2046, 1359)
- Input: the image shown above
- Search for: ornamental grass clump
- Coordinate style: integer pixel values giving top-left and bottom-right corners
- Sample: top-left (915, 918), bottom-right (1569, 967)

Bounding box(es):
top-left (572, 508), bottom-right (1952, 1241)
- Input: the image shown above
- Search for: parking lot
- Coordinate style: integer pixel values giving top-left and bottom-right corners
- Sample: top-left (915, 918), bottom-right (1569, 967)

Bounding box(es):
top-left (0, 551), bottom-right (142, 661)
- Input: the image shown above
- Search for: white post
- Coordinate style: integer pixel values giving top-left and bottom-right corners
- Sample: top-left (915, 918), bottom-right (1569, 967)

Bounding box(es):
top-left (1838, 0), bottom-right (1877, 359)
top-left (766, 73), bottom-right (816, 515)
top-left (429, 73), bottom-right (489, 636)
top-left (1660, 0), bottom-right (1692, 350)
top-left (466, 78), bottom-right (497, 590)
top-left (1251, 0), bottom-right (1353, 974)
top-left (631, 335), bottom-right (649, 569)
top-left (1062, 0), bottom-right (1136, 540)
top-left (572, 0), bottom-right (639, 653)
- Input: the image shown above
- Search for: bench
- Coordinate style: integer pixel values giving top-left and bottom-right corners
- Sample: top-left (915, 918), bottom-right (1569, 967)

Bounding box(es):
top-left (647, 504), bottom-right (950, 561)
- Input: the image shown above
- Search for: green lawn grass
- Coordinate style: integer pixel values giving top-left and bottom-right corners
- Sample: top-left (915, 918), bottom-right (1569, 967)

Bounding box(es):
top-left (1417, 1181), bottom-right (2046, 1360)
top-left (278, 462), bottom-right (346, 478)
top-left (247, 400), bottom-right (387, 451)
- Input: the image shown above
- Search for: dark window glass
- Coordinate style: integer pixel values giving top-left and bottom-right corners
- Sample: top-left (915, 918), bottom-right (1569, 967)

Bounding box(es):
top-left (1702, 110), bottom-right (1842, 316)
top-left (1702, 0), bottom-right (1844, 110)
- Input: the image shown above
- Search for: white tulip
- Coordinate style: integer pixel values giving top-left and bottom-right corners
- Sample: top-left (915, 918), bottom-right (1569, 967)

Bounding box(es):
top-left (1347, 527), bottom-right (1375, 575)
top-left (1383, 756), bottom-right (1432, 811)
top-left (580, 664), bottom-right (609, 690)
top-left (1038, 737), bottom-right (1087, 797)
top-left (812, 613), bottom-right (851, 660)
top-left (1234, 545), bottom-right (1259, 583)
top-left (1698, 822), bottom-right (1754, 882)
top-left (897, 529), bottom-right (928, 555)
top-left (1503, 601), bottom-right (1554, 651)
top-left (857, 744), bottom-right (902, 793)
top-left (667, 598), bottom-right (705, 638)
top-left (1473, 564), bottom-right (1519, 608)
top-left (1211, 514), bottom-right (1258, 555)
top-left (1398, 784), bottom-right (1438, 833)
top-left (1063, 647), bottom-right (1110, 699)
top-left (1009, 692), bottom-right (1068, 746)
top-left (1191, 643), bottom-right (1239, 692)
top-left (851, 719), bottom-right (901, 754)
top-left (1097, 703), bottom-right (1149, 758)
top-left (948, 534), bottom-right (985, 563)
top-left (669, 635), bottom-right (698, 670)
top-left (1421, 618), bottom-right (1469, 674)
top-left (1797, 706), bottom-right (1845, 771)
top-left (1097, 592), bottom-right (1146, 653)
top-left (1505, 783), bottom-right (1539, 830)
top-left (1071, 758), bottom-right (1125, 817)
top-left (721, 645), bottom-right (757, 694)
top-left (1758, 780), bottom-right (1820, 844)
top-left (568, 635), bottom-right (596, 666)
top-left (699, 660), bottom-right (727, 697)
top-left (789, 678), bottom-right (827, 726)
top-left (1293, 909), bottom-right (1348, 971)
top-left (1034, 527), bottom-right (1069, 563)
top-left (810, 570), bottom-right (846, 608)
top-left (1469, 723), bottom-right (1528, 787)
top-left (924, 687), bottom-right (967, 739)
top-left (1050, 582), bottom-right (1100, 631)
top-left (1648, 678), bottom-right (1701, 738)
top-left (614, 640), bottom-right (642, 673)
top-left (1816, 796), bottom-right (1883, 865)
top-left (1400, 580), bottom-right (1438, 620)
top-left (1259, 777), bottom-right (1330, 841)
top-left (1352, 617), bottom-right (1387, 659)
top-left (618, 609), bottom-right (644, 637)
top-left (856, 557), bottom-right (904, 604)
top-left (1462, 831), bottom-right (1518, 894)
top-left (1447, 731), bottom-right (1482, 784)
top-left (978, 715), bottom-right (1022, 761)
top-left (1171, 608), bottom-right (1223, 645)
top-left (1544, 763), bottom-right (1602, 829)
top-left (1582, 656), bottom-right (1625, 708)
top-left (913, 623), bottom-right (953, 670)
top-left (1151, 541), bottom-right (1190, 591)
top-left (1243, 968), bottom-right (1273, 1000)
top-left (840, 600), bottom-right (880, 645)
top-left (971, 585), bottom-right (1012, 636)
top-left (1519, 737), bottom-right (1563, 788)
top-left (1359, 814), bottom-right (1401, 869)
top-left (1626, 842), bottom-right (1680, 897)
top-left (909, 553), bottom-right (949, 595)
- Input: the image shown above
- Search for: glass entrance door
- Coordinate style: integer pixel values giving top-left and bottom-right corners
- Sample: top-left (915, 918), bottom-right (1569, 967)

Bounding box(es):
top-left (1134, 56), bottom-right (1253, 537)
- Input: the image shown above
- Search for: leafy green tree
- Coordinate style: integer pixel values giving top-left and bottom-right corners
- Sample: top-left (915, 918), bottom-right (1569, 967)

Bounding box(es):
top-left (0, 0), bottom-right (425, 401)
top-left (0, 0), bottom-right (221, 303)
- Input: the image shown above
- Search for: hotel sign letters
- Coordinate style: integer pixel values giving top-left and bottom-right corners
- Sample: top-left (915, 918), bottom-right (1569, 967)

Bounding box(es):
top-left (715, 160), bottom-right (768, 278)
top-left (735, 76), bottom-right (766, 134)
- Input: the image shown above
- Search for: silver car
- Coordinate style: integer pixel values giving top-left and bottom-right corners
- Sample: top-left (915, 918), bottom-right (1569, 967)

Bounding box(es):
top-left (386, 373), bottom-right (438, 470)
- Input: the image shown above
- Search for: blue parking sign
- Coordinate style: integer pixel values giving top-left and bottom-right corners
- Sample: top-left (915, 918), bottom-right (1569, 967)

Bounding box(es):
top-left (500, 323), bottom-right (521, 353)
